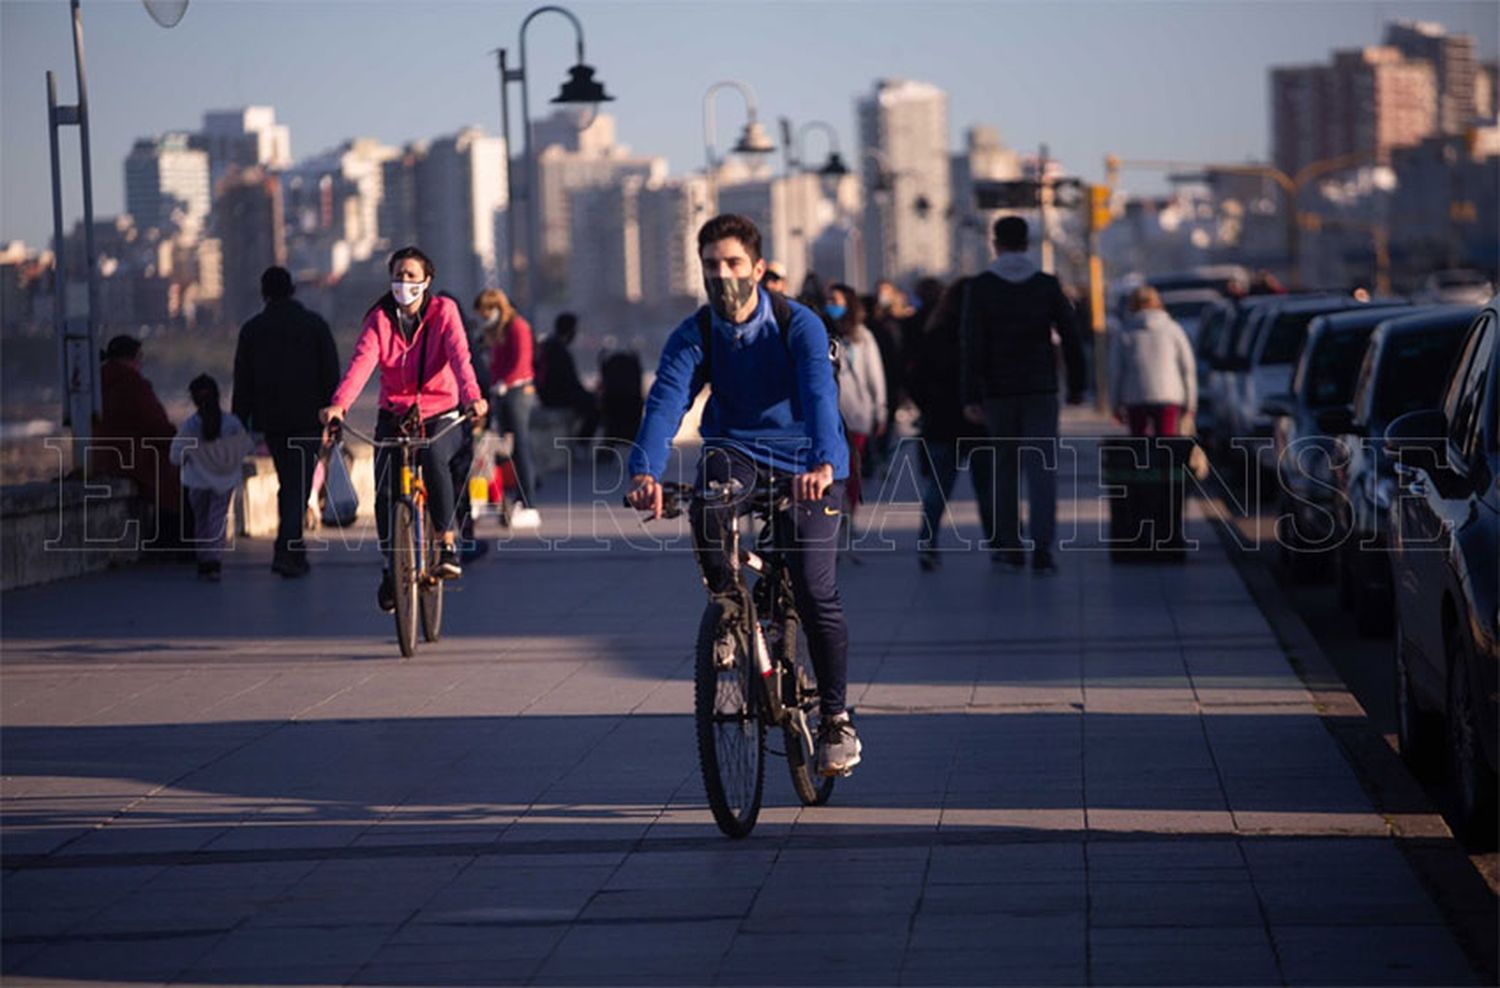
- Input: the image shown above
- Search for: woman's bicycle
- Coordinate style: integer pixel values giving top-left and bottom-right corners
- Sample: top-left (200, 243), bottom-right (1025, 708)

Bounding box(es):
top-left (331, 410), bottom-right (471, 658)
top-left (629, 479), bottom-right (838, 838)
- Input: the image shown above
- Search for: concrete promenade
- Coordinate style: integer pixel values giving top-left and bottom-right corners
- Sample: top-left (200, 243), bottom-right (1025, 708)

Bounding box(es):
top-left (0, 409), bottom-right (1486, 986)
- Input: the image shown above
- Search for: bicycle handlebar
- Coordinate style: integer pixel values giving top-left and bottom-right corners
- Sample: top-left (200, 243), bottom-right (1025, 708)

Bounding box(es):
top-left (327, 410), bottom-right (472, 449)
top-left (622, 477), bottom-right (795, 521)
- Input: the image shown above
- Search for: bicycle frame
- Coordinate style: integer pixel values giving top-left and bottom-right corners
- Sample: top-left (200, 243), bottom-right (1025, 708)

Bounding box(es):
top-left (332, 412), bottom-right (467, 583)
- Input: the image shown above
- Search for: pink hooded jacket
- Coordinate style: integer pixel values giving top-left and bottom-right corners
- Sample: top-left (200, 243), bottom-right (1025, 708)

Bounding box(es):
top-left (331, 294), bottom-right (483, 417)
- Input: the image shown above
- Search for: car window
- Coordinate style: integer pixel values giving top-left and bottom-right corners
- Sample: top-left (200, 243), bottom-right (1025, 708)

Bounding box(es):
top-left (1260, 312), bottom-right (1316, 366)
top-left (1373, 328), bottom-right (1466, 424)
top-left (1445, 314), bottom-right (1493, 457)
top-left (1305, 327), bottom-right (1376, 406)
top-left (1233, 311), bottom-right (1261, 360)
top-left (1196, 309), bottom-right (1226, 359)
top-left (1351, 343), bottom-right (1378, 422)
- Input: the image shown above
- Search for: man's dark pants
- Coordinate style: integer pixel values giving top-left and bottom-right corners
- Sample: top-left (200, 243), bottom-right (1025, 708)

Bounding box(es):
top-left (981, 393), bottom-right (1060, 555)
top-left (690, 446), bottom-right (849, 717)
top-left (266, 433), bottom-right (321, 565)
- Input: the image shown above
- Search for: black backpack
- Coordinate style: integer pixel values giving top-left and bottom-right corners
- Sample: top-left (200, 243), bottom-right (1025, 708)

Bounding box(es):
top-left (693, 290), bottom-right (842, 391)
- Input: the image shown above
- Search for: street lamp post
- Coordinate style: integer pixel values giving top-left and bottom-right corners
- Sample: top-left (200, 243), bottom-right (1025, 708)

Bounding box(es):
top-left (44, 0), bottom-right (103, 444)
top-left (702, 81), bottom-right (776, 204)
top-left (494, 5), bottom-right (613, 308)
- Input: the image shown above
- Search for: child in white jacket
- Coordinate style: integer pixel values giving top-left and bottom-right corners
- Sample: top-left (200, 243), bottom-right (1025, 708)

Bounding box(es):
top-left (170, 374), bottom-right (255, 581)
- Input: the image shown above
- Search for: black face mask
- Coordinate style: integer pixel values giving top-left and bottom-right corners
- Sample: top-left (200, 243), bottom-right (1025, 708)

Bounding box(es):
top-left (704, 275), bottom-right (757, 321)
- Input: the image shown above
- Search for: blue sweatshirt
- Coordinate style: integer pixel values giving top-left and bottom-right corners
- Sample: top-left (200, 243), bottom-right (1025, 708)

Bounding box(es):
top-left (629, 290), bottom-right (850, 480)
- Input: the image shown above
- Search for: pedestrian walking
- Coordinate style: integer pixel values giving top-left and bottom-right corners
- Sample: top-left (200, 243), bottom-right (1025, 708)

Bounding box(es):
top-left (827, 283), bottom-right (886, 520)
top-left (96, 335), bottom-right (186, 552)
top-left (910, 277), bottom-right (995, 571)
top-left (536, 312), bottom-right (601, 444)
top-left (319, 246), bottom-right (488, 613)
top-left (171, 374), bottom-right (255, 582)
top-left (960, 216), bottom-right (1088, 575)
top-left (477, 288), bottom-right (540, 527)
top-left (1110, 286), bottom-right (1197, 437)
top-left (232, 266), bottom-right (340, 577)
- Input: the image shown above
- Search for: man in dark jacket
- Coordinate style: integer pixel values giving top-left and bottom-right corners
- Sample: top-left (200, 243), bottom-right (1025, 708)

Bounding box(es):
top-left (960, 216), bottom-right (1087, 575)
top-left (232, 266), bottom-right (339, 577)
top-left (536, 312), bottom-right (600, 441)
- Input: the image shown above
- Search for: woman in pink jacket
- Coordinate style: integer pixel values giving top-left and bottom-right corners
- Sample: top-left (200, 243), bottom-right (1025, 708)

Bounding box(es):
top-left (321, 246), bottom-right (488, 611)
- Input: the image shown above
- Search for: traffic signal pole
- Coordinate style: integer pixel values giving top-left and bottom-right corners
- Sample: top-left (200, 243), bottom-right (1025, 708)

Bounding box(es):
top-left (1088, 157), bottom-right (1117, 413)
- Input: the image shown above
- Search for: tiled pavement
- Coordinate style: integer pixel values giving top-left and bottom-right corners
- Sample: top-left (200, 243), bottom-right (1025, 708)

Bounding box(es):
top-left (0, 410), bottom-right (1484, 985)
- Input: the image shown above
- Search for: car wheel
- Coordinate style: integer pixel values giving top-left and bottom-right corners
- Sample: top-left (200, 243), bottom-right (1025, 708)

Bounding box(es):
top-left (1445, 630), bottom-right (1498, 851)
top-left (1394, 614), bottom-right (1442, 774)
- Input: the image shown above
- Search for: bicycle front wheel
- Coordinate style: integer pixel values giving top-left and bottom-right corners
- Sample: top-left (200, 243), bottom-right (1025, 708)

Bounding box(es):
top-left (694, 602), bottom-right (765, 838)
top-left (419, 513), bottom-right (444, 643)
top-left (391, 501), bottom-right (420, 658)
top-left (782, 617), bottom-right (835, 806)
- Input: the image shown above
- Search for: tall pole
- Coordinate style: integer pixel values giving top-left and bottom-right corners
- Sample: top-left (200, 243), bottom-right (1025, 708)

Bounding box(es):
top-left (45, 72), bottom-right (71, 431)
top-left (70, 0), bottom-right (99, 425)
top-left (496, 47), bottom-right (522, 300)
top-left (519, 28), bottom-right (539, 308)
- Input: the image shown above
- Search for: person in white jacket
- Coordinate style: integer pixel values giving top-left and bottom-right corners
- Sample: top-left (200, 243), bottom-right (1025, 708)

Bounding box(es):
top-left (170, 374), bottom-right (255, 581)
top-left (1110, 286), bottom-right (1197, 437)
top-left (827, 283), bottom-right (886, 515)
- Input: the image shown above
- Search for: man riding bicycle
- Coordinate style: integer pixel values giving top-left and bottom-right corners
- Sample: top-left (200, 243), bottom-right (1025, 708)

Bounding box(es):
top-left (627, 214), bottom-right (862, 777)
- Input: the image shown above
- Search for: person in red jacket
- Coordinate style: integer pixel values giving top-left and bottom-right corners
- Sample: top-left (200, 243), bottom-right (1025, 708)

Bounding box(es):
top-left (477, 288), bottom-right (540, 525)
top-left (94, 335), bottom-right (185, 550)
top-left (320, 246), bottom-right (488, 611)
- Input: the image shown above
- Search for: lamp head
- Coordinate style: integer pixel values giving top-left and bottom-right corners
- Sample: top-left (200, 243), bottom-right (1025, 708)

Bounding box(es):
top-left (817, 151), bottom-right (850, 177)
top-left (553, 63), bottom-right (614, 105)
top-left (733, 120), bottom-right (777, 155)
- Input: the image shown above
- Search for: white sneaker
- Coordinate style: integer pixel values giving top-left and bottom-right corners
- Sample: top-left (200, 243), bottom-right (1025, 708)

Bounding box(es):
top-left (509, 507), bottom-right (541, 530)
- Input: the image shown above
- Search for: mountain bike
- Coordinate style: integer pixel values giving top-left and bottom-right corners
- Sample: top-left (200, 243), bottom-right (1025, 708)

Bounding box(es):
top-left (629, 478), bottom-right (837, 838)
top-left (332, 410), bottom-right (470, 658)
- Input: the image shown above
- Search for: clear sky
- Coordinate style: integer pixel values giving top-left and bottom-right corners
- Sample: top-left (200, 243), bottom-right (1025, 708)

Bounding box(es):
top-left (2, 0), bottom-right (1496, 249)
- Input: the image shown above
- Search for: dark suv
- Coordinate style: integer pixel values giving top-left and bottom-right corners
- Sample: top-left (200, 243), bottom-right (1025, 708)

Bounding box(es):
top-left (1385, 297), bottom-right (1498, 847)
top-left (1328, 307), bottom-right (1476, 634)
top-left (1262, 305), bottom-right (1409, 579)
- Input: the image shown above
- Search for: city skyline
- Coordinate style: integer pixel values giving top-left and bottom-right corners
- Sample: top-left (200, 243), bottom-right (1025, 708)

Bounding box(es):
top-left (3, 0), bottom-right (1496, 251)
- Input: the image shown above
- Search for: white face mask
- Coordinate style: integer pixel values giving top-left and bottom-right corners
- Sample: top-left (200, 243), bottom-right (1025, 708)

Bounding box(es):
top-left (391, 280), bottom-right (426, 307)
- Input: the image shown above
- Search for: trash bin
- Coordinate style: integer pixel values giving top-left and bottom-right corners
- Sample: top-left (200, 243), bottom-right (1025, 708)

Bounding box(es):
top-left (1100, 436), bottom-right (1193, 563)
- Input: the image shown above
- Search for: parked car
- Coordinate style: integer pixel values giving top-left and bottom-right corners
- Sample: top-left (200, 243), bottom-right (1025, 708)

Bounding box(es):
top-left (1417, 269), bottom-right (1495, 306)
top-left (1385, 297), bottom-right (1498, 847)
top-left (1157, 287), bottom-right (1224, 347)
top-left (1147, 264), bottom-right (1251, 297)
top-left (1222, 294), bottom-right (1398, 473)
top-left (1261, 305), bottom-right (1410, 578)
top-left (1328, 307), bottom-right (1476, 634)
top-left (1198, 294), bottom-right (1297, 455)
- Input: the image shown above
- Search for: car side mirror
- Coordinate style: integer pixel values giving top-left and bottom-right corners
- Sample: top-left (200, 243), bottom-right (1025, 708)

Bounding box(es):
top-left (1315, 405), bottom-right (1356, 435)
top-left (1384, 408), bottom-right (1447, 458)
top-left (1260, 393), bottom-right (1294, 418)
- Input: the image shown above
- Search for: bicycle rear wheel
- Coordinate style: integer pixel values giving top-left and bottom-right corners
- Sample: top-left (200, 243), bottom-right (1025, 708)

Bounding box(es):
top-left (391, 501), bottom-right (419, 658)
top-left (419, 511), bottom-right (443, 643)
top-left (694, 602), bottom-right (765, 838)
top-left (782, 617), bottom-right (835, 806)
